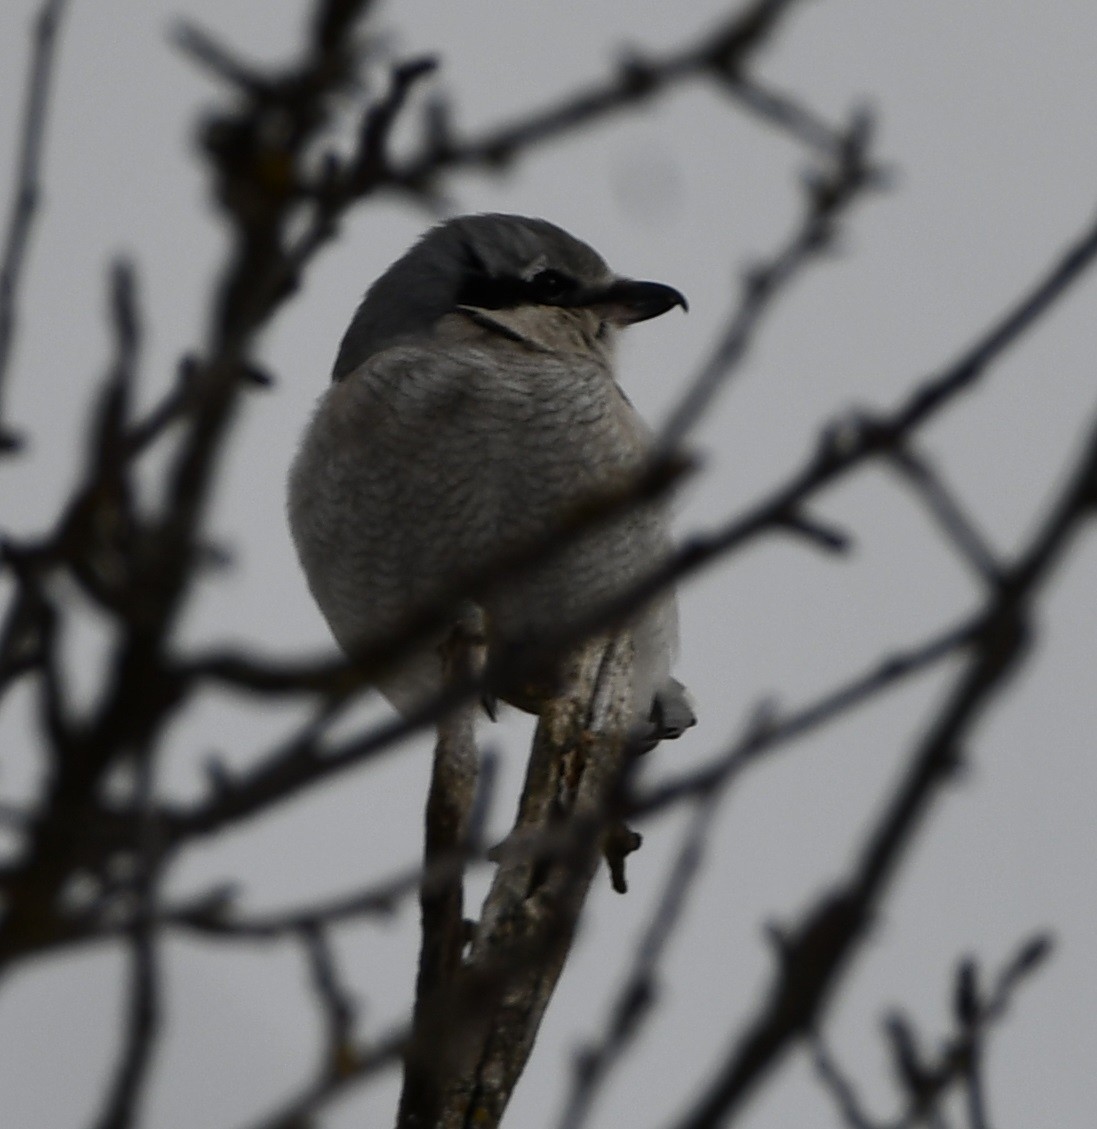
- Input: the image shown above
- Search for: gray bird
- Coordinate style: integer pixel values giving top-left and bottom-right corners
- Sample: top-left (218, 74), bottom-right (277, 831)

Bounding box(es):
top-left (288, 213), bottom-right (694, 745)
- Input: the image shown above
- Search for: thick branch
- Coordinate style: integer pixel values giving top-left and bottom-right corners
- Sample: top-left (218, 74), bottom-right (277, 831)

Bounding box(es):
top-left (394, 635), bottom-right (636, 1129)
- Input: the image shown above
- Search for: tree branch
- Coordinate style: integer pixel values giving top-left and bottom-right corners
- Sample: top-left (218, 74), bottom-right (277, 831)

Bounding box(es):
top-left (390, 0), bottom-right (831, 192)
top-left (399, 613), bottom-right (485, 1128)
top-left (666, 407), bottom-right (1097, 1129)
top-left (0, 0), bottom-right (69, 451)
top-left (396, 634), bottom-right (637, 1129)
top-left (811, 933), bottom-right (1054, 1129)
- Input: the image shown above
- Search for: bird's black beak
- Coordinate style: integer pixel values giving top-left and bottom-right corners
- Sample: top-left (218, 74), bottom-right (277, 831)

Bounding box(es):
top-left (573, 278), bottom-right (688, 325)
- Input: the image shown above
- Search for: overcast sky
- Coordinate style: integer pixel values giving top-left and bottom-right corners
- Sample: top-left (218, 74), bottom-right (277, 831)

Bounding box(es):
top-left (1, 2), bottom-right (1096, 1128)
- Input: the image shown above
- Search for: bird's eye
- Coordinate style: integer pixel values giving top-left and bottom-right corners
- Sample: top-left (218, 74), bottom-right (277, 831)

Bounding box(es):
top-left (528, 269), bottom-right (573, 301)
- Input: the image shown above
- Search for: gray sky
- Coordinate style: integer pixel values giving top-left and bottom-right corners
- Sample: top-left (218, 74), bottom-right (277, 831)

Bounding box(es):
top-left (1, 2), bottom-right (1096, 1127)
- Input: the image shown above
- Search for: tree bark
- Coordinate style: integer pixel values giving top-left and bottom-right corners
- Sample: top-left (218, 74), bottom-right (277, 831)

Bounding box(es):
top-left (396, 632), bottom-right (636, 1129)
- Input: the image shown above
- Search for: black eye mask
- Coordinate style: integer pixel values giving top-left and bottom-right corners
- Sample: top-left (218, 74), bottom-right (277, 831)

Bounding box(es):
top-left (456, 242), bottom-right (583, 310)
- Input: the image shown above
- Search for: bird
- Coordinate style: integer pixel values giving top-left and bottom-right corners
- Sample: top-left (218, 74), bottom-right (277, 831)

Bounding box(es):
top-left (287, 213), bottom-right (695, 747)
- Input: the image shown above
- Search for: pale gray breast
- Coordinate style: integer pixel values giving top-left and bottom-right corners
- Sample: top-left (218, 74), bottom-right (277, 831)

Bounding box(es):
top-left (287, 317), bottom-right (676, 709)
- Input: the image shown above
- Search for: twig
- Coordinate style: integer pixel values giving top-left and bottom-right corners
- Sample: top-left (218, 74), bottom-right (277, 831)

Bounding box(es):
top-left (171, 21), bottom-right (271, 95)
top-left (0, 0), bottom-right (70, 451)
top-left (637, 614), bottom-right (979, 818)
top-left (896, 204), bottom-right (1097, 433)
top-left (659, 106), bottom-right (886, 448)
top-left (90, 923), bottom-right (160, 1129)
top-left (300, 922), bottom-right (357, 1078)
top-left (887, 442), bottom-right (1002, 585)
top-left (774, 508), bottom-right (853, 553)
top-left (559, 785), bottom-right (723, 1129)
top-left (232, 1024), bottom-right (407, 1129)
top-left (155, 877), bottom-right (405, 939)
top-left (391, 0), bottom-right (830, 190)
top-left (720, 71), bottom-right (846, 155)
top-left (811, 934), bottom-right (1054, 1129)
top-left (811, 1038), bottom-right (878, 1129)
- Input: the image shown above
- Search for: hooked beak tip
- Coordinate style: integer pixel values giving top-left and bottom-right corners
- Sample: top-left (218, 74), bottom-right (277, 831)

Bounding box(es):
top-left (594, 279), bottom-right (688, 325)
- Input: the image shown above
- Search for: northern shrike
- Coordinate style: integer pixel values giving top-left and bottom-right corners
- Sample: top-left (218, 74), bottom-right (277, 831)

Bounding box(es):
top-left (288, 213), bottom-right (694, 745)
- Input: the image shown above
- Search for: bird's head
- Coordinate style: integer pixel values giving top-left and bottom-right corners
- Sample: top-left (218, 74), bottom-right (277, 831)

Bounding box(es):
top-left (332, 213), bottom-right (687, 379)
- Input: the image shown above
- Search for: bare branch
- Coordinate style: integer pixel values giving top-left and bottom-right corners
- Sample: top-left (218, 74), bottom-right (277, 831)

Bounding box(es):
top-left (659, 106), bottom-right (887, 448)
top-left (573, 203), bottom-right (1097, 656)
top-left (400, 613), bottom-right (485, 1126)
top-left (88, 753), bottom-right (163, 1129)
top-left (300, 922), bottom-right (358, 1079)
top-left (89, 925), bottom-right (160, 1129)
top-left (887, 442), bottom-right (1002, 585)
top-left (390, 0), bottom-right (833, 191)
top-left (232, 1025), bottom-right (407, 1129)
top-left (0, 0), bottom-right (69, 451)
top-left (395, 634), bottom-right (637, 1129)
top-left (666, 410), bottom-right (1097, 1129)
top-left (774, 508), bottom-right (853, 553)
top-left (720, 71), bottom-right (849, 155)
top-left (811, 1040), bottom-right (878, 1129)
top-left (171, 21), bottom-right (272, 95)
top-left (812, 933), bottom-right (1055, 1129)
top-left (560, 787), bottom-right (723, 1129)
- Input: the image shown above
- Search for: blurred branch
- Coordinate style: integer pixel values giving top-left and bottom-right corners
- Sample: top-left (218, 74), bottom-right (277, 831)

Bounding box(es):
top-left (812, 933), bottom-right (1054, 1129)
top-left (0, 0), bottom-right (69, 452)
top-left (89, 752), bottom-right (163, 1129)
top-left (560, 785), bottom-right (723, 1129)
top-left (400, 614), bottom-right (484, 1126)
top-left (659, 106), bottom-right (887, 447)
top-left (721, 70), bottom-right (842, 154)
top-left (300, 922), bottom-right (358, 1081)
top-left (154, 879), bottom-right (405, 938)
top-left (0, 0), bottom-right (406, 973)
top-left (391, 0), bottom-right (836, 192)
top-left (578, 202), bottom-right (1097, 652)
top-left (637, 613), bottom-right (977, 816)
top-left (72, 584), bottom-right (984, 952)
top-left (886, 442), bottom-right (1002, 585)
top-left (812, 1039), bottom-right (876, 1129)
top-left (65, 600), bottom-right (966, 952)
top-left (234, 1024), bottom-right (407, 1129)
top-left (91, 923), bottom-right (160, 1129)
top-left (667, 404), bottom-right (1097, 1128)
